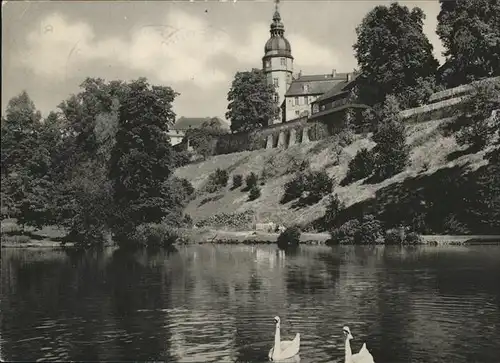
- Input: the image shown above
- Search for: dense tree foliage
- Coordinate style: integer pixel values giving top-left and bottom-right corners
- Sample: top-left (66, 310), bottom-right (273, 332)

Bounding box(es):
top-left (226, 68), bottom-right (279, 132)
top-left (184, 118), bottom-right (228, 159)
top-left (353, 2), bottom-right (439, 107)
top-left (372, 96), bottom-right (410, 180)
top-left (454, 79), bottom-right (500, 150)
top-left (436, 0), bottom-right (500, 87)
top-left (1, 78), bottom-right (194, 249)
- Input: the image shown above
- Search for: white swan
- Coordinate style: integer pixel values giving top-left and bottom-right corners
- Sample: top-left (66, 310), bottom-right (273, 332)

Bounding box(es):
top-left (268, 316), bottom-right (300, 361)
top-left (343, 326), bottom-right (375, 363)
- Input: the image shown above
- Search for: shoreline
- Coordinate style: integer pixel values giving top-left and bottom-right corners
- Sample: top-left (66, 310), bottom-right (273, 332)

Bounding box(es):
top-left (2, 228), bottom-right (500, 248)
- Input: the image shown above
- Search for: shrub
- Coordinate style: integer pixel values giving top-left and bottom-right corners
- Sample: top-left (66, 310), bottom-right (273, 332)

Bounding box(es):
top-left (356, 214), bottom-right (382, 244)
top-left (232, 174), bottom-right (243, 189)
top-left (323, 194), bottom-right (345, 229)
top-left (248, 185), bottom-right (261, 201)
top-left (205, 168), bottom-right (229, 193)
top-left (277, 226), bottom-right (301, 250)
top-left (132, 223), bottom-right (180, 249)
top-left (282, 170), bottom-right (334, 205)
top-left (338, 129), bottom-right (355, 147)
top-left (343, 148), bottom-right (375, 185)
top-left (405, 232), bottom-right (423, 244)
top-left (245, 172), bottom-right (259, 190)
top-left (281, 172), bottom-right (308, 203)
top-left (306, 170), bottom-right (334, 203)
top-left (385, 228), bottom-right (404, 245)
top-left (328, 219), bottom-right (361, 245)
top-left (182, 214), bottom-right (194, 228)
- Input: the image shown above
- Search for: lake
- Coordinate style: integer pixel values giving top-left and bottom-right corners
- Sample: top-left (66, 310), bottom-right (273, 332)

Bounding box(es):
top-left (1, 245), bottom-right (500, 362)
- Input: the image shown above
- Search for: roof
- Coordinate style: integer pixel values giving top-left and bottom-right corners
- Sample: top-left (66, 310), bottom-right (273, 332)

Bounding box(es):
top-left (264, 37), bottom-right (292, 58)
top-left (313, 74), bottom-right (359, 104)
top-left (284, 73), bottom-right (350, 97)
top-left (172, 116), bottom-right (228, 131)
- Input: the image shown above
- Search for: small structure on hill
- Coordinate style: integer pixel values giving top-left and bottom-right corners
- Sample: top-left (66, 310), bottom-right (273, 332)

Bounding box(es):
top-left (309, 72), bottom-right (370, 133)
top-left (284, 70), bottom-right (358, 122)
top-left (168, 116), bottom-right (228, 146)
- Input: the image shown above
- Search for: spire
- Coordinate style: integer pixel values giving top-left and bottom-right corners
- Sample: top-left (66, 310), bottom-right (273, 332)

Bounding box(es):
top-left (270, 0), bottom-right (284, 37)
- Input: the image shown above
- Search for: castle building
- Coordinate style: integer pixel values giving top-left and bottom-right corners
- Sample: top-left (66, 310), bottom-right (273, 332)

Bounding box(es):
top-left (283, 70), bottom-right (352, 121)
top-left (262, 1), bottom-right (293, 124)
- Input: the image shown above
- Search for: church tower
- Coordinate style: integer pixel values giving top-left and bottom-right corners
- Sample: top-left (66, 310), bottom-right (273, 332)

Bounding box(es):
top-left (262, 0), bottom-right (293, 124)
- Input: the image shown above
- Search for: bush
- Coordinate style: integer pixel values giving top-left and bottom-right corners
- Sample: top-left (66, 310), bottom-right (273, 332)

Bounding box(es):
top-left (328, 215), bottom-right (382, 245)
top-left (132, 223), bottom-right (180, 249)
top-left (245, 172), bottom-right (259, 190)
top-left (356, 214), bottom-right (382, 244)
top-left (182, 214), bottom-right (194, 228)
top-left (205, 168), bottom-right (229, 193)
top-left (385, 228), bottom-right (404, 245)
top-left (342, 148), bottom-right (375, 185)
top-left (277, 226), bottom-right (301, 250)
top-left (323, 194), bottom-right (345, 229)
top-left (338, 129), bottom-right (355, 147)
top-left (306, 170), bottom-right (334, 203)
top-left (328, 219), bottom-right (360, 245)
top-left (281, 172), bottom-right (308, 203)
top-left (405, 232), bottom-right (423, 244)
top-left (232, 174), bottom-right (243, 189)
top-left (281, 170), bottom-right (335, 205)
top-left (248, 185), bottom-right (261, 201)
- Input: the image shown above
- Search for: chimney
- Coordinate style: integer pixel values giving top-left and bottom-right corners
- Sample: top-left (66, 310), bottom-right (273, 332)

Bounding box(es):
top-left (298, 70), bottom-right (302, 78)
top-left (332, 69), bottom-right (337, 77)
top-left (346, 73), bottom-right (352, 82)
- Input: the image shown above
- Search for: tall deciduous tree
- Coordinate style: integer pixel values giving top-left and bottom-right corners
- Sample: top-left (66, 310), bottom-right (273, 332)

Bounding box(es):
top-left (226, 68), bottom-right (279, 133)
top-left (372, 95), bottom-right (410, 180)
top-left (109, 78), bottom-right (179, 237)
top-left (436, 0), bottom-right (500, 88)
top-left (353, 3), bottom-right (439, 107)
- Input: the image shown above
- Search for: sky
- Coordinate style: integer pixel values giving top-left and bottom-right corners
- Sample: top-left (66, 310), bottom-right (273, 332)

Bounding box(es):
top-left (2, 0), bottom-right (445, 121)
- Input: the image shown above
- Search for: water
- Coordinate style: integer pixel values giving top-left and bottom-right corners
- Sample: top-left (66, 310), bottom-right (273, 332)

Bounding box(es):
top-left (1, 245), bottom-right (500, 362)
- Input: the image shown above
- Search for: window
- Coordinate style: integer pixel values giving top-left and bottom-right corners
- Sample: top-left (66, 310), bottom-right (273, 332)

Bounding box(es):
top-left (273, 78), bottom-right (279, 87)
top-left (312, 104), bottom-right (319, 114)
top-left (302, 84), bottom-right (309, 93)
top-left (265, 60), bottom-right (271, 68)
top-left (305, 96), bottom-right (309, 105)
top-left (280, 58), bottom-right (286, 66)
top-left (273, 94), bottom-right (279, 103)
top-left (295, 110), bottom-right (300, 116)
top-left (294, 96), bottom-right (299, 106)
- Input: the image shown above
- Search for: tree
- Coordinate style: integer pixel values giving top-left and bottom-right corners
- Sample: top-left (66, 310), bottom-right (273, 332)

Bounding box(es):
top-left (353, 3), bottom-right (439, 107)
top-left (323, 194), bottom-right (346, 229)
top-left (454, 79), bottom-right (500, 150)
top-left (436, 0), bottom-right (500, 88)
top-left (109, 78), bottom-right (179, 238)
top-left (372, 95), bottom-right (410, 180)
top-left (0, 92), bottom-right (57, 227)
top-left (226, 68), bottom-right (279, 133)
top-left (184, 118), bottom-right (228, 159)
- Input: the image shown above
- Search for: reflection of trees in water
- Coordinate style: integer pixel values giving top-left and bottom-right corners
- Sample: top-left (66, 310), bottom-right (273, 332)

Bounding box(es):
top-left (105, 248), bottom-right (175, 362)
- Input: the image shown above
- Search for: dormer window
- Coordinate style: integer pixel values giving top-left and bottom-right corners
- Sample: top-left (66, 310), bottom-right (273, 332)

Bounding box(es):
top-left (302, 84), bottom-right (309, 93)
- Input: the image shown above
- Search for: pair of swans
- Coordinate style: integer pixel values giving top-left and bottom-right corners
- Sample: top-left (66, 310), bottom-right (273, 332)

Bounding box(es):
top-left (268, 316), bottom-right (374, 363)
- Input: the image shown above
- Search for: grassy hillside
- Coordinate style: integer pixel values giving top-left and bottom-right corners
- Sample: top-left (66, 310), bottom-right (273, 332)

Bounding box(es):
top-left (175, 117), bottom-right (496, 230)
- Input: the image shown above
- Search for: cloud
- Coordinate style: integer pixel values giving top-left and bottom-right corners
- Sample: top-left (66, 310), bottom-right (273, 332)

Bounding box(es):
top-left (19, 11), bottom-right (232, 88)
top-left (18, 11), bottom-right (338, 87)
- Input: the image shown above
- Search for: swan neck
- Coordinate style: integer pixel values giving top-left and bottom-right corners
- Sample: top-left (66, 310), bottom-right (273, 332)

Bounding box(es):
top-left (345, 337), bottom-right (352, 363)
top-left (274, 324), bottom-right (281, 354)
